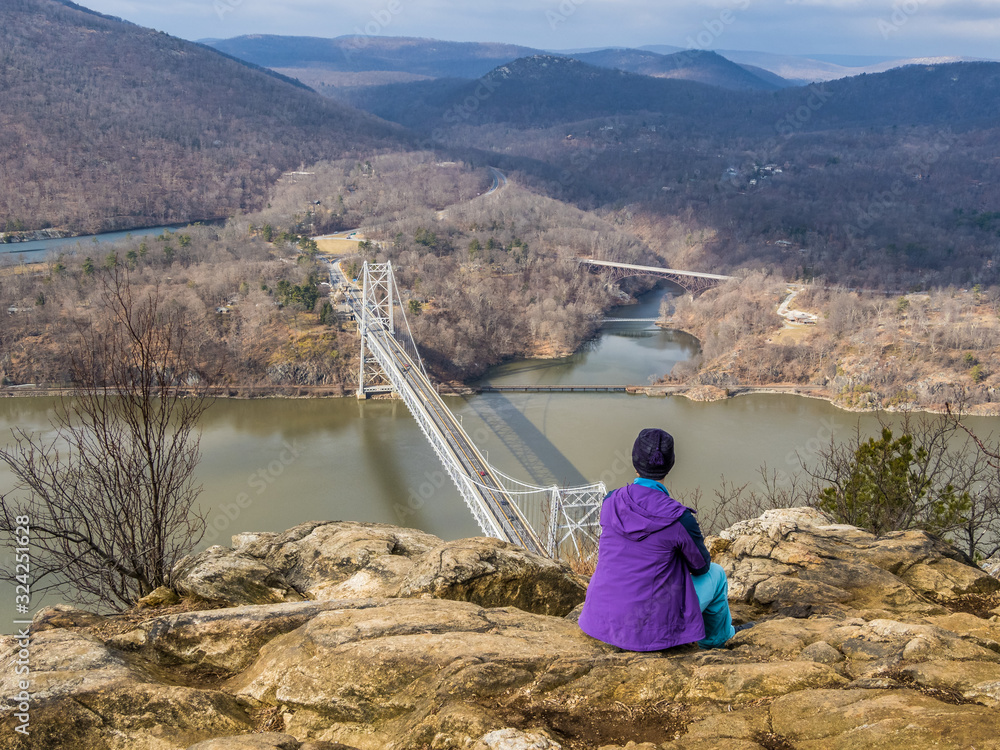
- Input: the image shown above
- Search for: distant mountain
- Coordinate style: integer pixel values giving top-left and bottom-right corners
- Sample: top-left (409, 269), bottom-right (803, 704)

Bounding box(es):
top-left (344, 53), bottom-right (1000, 135)
top-left (640, 45), bottom-right (856, 83)
top-left (806, 53), bottom-right (900, 66)
top-left (206, 35), bottom-right (790, 93)
top-left (736, 64), bottom-right (793, 89)
top-left (0, 0), bottom-right (407, 234)
top-left (715, 48), bottom-right (988, 83)
top-left (572, 48), bottom-right (787, 90)
top-left (203, 35), bottom-right (542, 79)
top-left (343, 55), bottom-right (747, 130)
top-left (771, 61), bottom-right (1000, 128)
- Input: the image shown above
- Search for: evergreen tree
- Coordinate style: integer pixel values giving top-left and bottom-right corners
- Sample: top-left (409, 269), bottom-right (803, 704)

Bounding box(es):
top-left (818, 427), bottom-right (970, 537)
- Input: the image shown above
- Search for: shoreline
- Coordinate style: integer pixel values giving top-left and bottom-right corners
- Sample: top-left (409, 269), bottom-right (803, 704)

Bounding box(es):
top-left (632, 382), bottom-right (1000, 416)
top-left (4, 380), bottom-right (996, 417)
top-left (0, 217), bottom-right (226, 247)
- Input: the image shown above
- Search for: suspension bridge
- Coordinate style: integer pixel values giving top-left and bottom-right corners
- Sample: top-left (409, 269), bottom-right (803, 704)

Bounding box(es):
top-left (344, 261), bottom-right (606, 561)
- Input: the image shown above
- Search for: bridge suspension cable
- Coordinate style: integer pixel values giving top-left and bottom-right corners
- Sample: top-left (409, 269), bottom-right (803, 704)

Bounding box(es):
top-left (351, 261), bottom-right (605, 561)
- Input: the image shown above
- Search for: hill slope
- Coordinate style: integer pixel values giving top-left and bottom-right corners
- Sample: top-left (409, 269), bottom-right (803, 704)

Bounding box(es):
top-left (342, 55), bottom-right (744, 130)
top-left (0, 0), bottom-right (408, 235)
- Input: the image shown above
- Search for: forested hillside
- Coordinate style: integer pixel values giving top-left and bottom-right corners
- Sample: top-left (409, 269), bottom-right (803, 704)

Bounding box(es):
top-left (0, 0), bottom-right (408, 235)
top-left (344, 56), bottom-right (1000, 289)
top-left (343, 55), bottom-right (736, 128)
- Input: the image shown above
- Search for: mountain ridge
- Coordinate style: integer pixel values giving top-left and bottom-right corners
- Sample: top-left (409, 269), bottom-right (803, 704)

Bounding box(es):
top-left (206, 35), bottom-right (790, 91)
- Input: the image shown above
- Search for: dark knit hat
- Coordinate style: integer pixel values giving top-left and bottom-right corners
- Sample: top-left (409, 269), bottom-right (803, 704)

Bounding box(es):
top-left (632, 428), bottom-right (675, 479)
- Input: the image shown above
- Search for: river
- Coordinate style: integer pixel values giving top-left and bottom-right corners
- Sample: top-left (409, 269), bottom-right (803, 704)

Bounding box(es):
top-left (2, 285), bottom-right (998, 620)
top-left (0, 224), bottom-right (207, 265)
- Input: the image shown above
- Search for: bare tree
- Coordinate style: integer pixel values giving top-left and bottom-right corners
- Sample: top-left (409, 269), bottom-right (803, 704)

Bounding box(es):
top-left (945, 403), bottom-right (1000, 560)
top-left (690, 464), bottom-right (814, 536)
top-left (0, 269), bottom-right (211, 609)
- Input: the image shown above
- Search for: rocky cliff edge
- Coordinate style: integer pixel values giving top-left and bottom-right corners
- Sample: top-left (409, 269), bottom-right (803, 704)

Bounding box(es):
top-left (5, 510), bottom-right (1000, 750)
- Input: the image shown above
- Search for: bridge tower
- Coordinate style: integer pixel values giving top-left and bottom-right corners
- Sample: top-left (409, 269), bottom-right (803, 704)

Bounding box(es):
top-left (357, 261), bottom-right (397, 398)
top-left (547, 485), bottom-right (606, 560)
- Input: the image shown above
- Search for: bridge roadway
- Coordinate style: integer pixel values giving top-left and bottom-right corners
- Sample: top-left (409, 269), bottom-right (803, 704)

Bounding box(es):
top-left (346, 289), bottom-right (547, 556)
top-left (580, 258), bottom-right (733, 281)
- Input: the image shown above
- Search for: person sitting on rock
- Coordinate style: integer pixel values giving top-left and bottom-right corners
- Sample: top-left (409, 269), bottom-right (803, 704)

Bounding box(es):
top-left (578, 427), bottom-right (750, 650)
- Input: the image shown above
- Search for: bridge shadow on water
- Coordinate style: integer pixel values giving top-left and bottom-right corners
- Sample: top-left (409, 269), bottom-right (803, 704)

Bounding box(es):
top-left (458, 392), bottom-right (588, 488)
top-left (356, 399), bottom-right (437, 532)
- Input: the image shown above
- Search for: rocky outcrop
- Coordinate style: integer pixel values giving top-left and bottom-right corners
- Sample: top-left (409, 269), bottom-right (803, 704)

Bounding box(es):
top-left (7, 510), bottom-right (1000, 750)
top-left (171, 521), bottom-right (586, 616)
top-left (0, 228), bottom-right (72, 244)
top-left (0, 628), bottom-right (255, 750)
top-left (713, 507), bottom-right (999, 619)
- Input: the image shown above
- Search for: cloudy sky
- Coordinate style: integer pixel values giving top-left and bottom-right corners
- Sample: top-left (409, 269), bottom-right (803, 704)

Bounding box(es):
top-left (78, 0), bottom-right (999, 60)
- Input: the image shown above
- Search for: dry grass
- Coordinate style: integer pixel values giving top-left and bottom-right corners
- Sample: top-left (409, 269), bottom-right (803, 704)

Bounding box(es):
top-left (559, 545), bottom-right (598, 577)
top-left (0, 260), bottom-right (48, 277)
top-left (770, 323), bottom-right (816, 344)
top-left (315, 237), bottom-right (362, 255)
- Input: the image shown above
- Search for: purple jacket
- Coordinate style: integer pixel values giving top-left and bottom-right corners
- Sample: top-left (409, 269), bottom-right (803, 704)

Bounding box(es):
top-left (578, 482), bottom-right (708, 651)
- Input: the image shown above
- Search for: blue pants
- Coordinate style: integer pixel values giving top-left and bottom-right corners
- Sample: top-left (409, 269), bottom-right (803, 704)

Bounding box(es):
top-left (691, 563), bottom-right (736, 648)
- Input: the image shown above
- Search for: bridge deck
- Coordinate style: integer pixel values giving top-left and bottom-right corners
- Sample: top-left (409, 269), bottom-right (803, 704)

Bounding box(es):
top-left (579, 258), bottom-right (732, 280)
top-left (349, 289), bottom-right (547, 555)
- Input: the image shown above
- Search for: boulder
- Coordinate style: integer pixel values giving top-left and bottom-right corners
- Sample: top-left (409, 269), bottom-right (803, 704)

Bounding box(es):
top-left (138, 585), bottom-right (182, 609)
top-left (229, 521), bottom-right (442, 600)
top-left (225, 598), bottom-right (616, 747)
top-left (32, 603), bottom-right (107, 631)
top-left (770, 688), bottom-right (1000, 749)
top-left (471, 728), bottom-right (563, 749)
top-left (108, 600), bottom-right (369, 674)
top-left (398, 537), bottom-right (587, 616)
top-left (171, 521), bottom-right (586, 615)
top-left (171, 545), bottom-right (305, 605)
top-left (712, 507), bottom-right (1000, 617)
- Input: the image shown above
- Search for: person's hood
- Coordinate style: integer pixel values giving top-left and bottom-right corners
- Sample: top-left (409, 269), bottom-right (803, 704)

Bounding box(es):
top-left (602, 483), bottom-right (689, 541)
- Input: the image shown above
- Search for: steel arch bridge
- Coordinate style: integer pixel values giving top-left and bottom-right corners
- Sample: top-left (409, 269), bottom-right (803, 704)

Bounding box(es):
top-left (347, 261), bottom-right (606, 561)
top-left (579, 258), bottom-right (732, 295)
